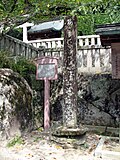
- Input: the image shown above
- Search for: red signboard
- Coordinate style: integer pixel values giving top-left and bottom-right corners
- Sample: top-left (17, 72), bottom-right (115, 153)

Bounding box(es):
top-left (35, 57), bottom-right (58, 131)
top-left (36, 57), bottom-right (58, 80)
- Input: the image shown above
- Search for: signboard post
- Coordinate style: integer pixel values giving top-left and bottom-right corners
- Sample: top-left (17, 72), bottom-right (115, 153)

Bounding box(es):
top-left (36, 57), bottom-right (58, 131)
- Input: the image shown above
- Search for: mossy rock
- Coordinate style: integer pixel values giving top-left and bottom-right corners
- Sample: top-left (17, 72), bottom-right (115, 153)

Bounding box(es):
top-left (0, 69), bottom-right (32, 140)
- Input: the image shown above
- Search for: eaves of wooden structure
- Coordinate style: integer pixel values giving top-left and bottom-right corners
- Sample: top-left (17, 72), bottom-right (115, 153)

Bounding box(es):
top-left (28, 20), bottom-right (64, 40)
top-left (95, 23), bottom-right (120, 46)
top-left (96, 23), bottom-right (120, 79)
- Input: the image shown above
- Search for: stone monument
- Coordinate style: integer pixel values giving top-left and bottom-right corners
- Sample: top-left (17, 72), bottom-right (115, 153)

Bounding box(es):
top-left (52, 16), bottom-right (87, 138)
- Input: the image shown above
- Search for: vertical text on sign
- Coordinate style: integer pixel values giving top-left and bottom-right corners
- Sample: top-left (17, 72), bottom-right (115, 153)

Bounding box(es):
top-left (111, 43), bottom-right (120, 79)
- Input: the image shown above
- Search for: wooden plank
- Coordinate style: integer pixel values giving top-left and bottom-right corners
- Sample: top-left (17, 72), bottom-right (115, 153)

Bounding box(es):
top-left (111, 43), bottom-right (120, 79)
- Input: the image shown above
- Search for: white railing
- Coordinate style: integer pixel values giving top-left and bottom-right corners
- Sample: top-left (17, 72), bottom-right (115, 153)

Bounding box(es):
top-left (77, 47), bottom-right (111, 73)
top-left (77, 35), bottom-right (101, 48)
top-left (27, 35), bottom-right (111, 73)
top-left (27, 37), bottom-right (64, 49)
top-left (0, 34), bottom-right (112, 74)
top-left (27, 35), bottom-right (101, 49)
top-left (0, 35), bottom-right (44, 59)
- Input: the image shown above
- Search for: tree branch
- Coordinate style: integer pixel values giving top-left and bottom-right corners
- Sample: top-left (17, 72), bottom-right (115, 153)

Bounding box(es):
top-left (9, 0), bottom-right (18, 13)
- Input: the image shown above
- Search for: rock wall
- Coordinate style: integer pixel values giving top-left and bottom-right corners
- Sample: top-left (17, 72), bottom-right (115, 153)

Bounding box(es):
top-left (77, 74), bottom-right (120, 127)
top-left (51, 73), bottom-right (120, 127)
top-left (0, 69), bottom-right (32, 139)
top-left (3, 70), bottom-right (118, 130)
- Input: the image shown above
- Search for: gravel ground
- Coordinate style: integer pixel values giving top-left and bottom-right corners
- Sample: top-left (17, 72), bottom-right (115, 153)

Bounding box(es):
top-left (0, 131), bottom-right (102, 160)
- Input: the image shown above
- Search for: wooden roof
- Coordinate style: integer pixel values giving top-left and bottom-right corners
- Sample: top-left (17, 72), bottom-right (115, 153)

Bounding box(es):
top-left (28, 20), bottom-right (64, 34)
top-left (95, 23), bottom-right (120, 46)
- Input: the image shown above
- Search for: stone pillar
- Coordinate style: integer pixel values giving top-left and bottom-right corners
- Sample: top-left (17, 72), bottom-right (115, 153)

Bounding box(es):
top-left (63, 16), bottom-right (78, 128)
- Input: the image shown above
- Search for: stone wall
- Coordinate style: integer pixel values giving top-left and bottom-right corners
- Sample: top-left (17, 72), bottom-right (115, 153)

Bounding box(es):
top-left (6, 71), bottom-right (117, 129)
top-left (51, 73), bottom-right (120, 127)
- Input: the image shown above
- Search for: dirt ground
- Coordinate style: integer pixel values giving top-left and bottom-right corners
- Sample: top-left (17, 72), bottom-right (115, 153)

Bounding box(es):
top-left (103, 137), bottom-right (120, 152)
top-left (0, 130), bottom-right (116, 160)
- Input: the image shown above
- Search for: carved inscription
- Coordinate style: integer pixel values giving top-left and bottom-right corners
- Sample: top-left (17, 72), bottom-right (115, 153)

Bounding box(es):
top-left (111, 43), bottom-right (120, 79)
top-left (63, 16), bottom-right (78, 128)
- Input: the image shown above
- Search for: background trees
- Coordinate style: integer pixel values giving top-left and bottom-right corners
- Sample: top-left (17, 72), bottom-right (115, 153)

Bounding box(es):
top-left (0, 0), bottom-right (120, 35)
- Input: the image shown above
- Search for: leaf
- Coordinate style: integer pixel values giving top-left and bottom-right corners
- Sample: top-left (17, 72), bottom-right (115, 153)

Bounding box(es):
top-left (55, 145), bottom-right (62, 149)
top-left (25, 153), bottom-right (34, 157)
top-left (0, 4), bottom-right (4, 11)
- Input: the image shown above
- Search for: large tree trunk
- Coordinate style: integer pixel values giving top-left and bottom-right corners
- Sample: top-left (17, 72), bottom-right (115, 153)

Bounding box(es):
top-left (63, 16), bottom-right (78, 128)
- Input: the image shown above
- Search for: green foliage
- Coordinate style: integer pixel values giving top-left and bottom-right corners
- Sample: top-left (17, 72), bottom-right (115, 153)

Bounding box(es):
top-left (0, 51), bottom-right (36, 87)
top-left (7, 28), bottom-right (23, 40)
top-left (13, 57), bottom-right (36, 86)
top-left (72, 0), bottom-right (120, 35)
top-left (7, 135), bottom-right (24, 147)
top-left (0, 51), bottom-right (14, 68)
top-left (33, 137), bottom-right (42, 142)
top-left (80, 142), bottom-right (89, 149)
top-left (1, 0), bottom-right (120, 35)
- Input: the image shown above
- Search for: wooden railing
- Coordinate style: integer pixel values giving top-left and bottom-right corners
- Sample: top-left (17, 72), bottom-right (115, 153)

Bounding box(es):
top-left (0, 34), bottom-right (112, 74)
top-left (0, 35), bottom-right (44, 59)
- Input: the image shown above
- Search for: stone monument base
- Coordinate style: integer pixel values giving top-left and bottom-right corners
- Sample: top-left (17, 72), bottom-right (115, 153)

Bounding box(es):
top-left (52, 126), bottom-right (88, 136)
top-left (51, 126), bottom-right (88, 149)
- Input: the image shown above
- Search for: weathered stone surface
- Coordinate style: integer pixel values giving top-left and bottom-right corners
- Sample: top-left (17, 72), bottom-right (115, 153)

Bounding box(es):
top-left (52, 126), bottom-right (87, 136)
top-left (0, 69), bottom-right (32, 139)
top-left (50, 134), bottom-right (86, 149)
top-left (77, 74), bottom-right (120, 127)
top-left (63, 16), bottom-right (78, 128)
top-left (51, 73), bottom-right (120, 127)
top-left (50, 73), bottom-right (63, 122)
